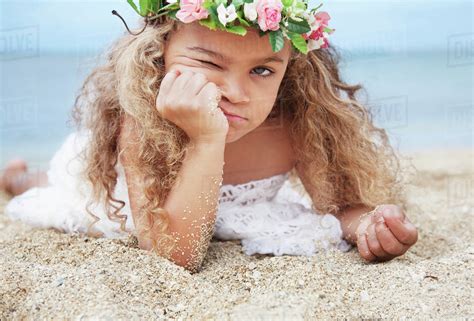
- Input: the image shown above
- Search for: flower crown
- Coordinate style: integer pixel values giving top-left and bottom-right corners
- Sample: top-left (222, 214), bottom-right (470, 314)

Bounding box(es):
top-left (113, 0), bottom-right (335, 54)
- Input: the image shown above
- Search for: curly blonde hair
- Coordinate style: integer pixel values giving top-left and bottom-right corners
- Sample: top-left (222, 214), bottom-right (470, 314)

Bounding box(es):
top-left (71, 15), bottom-right (410, 257)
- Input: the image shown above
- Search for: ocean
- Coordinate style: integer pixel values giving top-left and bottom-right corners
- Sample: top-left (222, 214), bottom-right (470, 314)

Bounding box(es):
top-left (0, 50), bottom-right (472, 169)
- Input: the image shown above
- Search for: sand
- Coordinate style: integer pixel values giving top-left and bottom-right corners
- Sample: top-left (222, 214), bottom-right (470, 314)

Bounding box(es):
top-left (1, 149), bottom-right (473, 320)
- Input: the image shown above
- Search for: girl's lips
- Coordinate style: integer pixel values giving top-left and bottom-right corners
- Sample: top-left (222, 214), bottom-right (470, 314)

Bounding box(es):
top-left (219, 106), bottom-right (246, 120)
top-left (223, 112), bottom-right (246, 122)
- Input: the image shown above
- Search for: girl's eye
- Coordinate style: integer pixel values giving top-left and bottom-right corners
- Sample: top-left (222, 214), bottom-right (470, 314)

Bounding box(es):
top-left (251, 67), bottom-right (274, 78)
top-left (198, 60), bottom-right (274, 79)
top-left (199, 60), bottom-right (221, 69)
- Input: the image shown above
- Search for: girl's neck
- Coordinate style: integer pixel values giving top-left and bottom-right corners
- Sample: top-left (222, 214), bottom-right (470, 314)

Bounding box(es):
top-left (222, 121), bottom-right (295, 186)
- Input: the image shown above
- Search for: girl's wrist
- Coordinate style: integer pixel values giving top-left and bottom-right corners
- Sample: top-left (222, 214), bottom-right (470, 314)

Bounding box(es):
top-left (347, 204), bottom-right (385, 243)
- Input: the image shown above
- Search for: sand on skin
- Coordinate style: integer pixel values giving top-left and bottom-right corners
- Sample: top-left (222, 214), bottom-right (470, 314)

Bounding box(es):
top-left (0, 149), bottom-right (472, 319)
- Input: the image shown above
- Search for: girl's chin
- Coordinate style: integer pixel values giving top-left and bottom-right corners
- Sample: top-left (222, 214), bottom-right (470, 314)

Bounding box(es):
top-left (224, 130), bottom-right (243, 144)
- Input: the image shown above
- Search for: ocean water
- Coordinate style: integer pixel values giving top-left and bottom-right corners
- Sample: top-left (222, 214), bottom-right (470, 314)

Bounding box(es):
top-left (0, 50), bottom-right (472, 169)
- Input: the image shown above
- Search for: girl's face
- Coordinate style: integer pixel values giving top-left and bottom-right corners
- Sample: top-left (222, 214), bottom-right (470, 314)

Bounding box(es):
top-left (164, 21), bottom-right (292, 143)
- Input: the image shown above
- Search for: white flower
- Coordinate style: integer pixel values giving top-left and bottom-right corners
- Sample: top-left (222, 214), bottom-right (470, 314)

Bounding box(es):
top-left (243, 1), bottom-right (257, 21)
top-left (217, 3), bottom-right (238, 26)
top-left (307, 38), bottom-right (325, 51)
top-left (302, 11), bottom-right (315, 25)
top-left (303, 12), bottom-right (322, 31)
top-left (166, 0), bottom-right (178, 3)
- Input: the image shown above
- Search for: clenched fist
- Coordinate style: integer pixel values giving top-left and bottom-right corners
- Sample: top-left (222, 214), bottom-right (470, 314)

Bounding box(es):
top-left (156, 69), bottom-right (229, 144)
top-left (356, 204), bottom-right (418, 262)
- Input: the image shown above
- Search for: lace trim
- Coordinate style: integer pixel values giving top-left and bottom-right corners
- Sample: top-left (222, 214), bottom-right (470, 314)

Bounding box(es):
top-left (219, 172), bottom-right (290, 206)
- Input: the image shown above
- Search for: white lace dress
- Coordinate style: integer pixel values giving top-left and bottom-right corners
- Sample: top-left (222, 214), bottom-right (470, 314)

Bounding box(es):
top-left (4, 131), bottom-right (352, 256)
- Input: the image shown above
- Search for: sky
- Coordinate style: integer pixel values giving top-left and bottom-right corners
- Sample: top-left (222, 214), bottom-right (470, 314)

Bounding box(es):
top-left (0, 0), bottom-right (472, 54)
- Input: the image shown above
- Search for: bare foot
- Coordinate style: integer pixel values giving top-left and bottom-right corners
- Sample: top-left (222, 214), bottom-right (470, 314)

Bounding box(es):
top-left (0, 158), bottom-right (28, 196)
top-left (0, 158), bottom-right (48, 196)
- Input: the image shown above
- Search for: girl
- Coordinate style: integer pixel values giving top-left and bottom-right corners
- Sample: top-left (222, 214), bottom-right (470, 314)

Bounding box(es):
top-left (1, 2), bottom-right (418, 273)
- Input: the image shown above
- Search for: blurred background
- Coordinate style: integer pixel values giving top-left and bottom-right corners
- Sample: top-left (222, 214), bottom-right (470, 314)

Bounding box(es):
top-left (0, 0), bottom-right (473, 170)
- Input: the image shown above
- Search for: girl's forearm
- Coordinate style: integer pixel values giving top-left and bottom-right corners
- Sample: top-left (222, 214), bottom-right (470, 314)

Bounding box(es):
top-left (157, 138), bottom-right (226, 272)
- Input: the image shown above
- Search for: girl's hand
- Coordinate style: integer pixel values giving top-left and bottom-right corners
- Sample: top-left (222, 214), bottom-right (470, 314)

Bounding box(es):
top-left (355, 204), bottom-right (418, 262)
top-left (156, 69), bottom-right (229, 144)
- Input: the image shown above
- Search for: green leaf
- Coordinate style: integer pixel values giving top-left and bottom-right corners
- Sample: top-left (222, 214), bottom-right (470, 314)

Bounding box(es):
top-left (269, 30), bottom-right (284, 52)
top-left (287, 32), bottom-right (308, 54)
top-left (225, 25), bottom-right (247, 36)
top-left (156, 2), bottom-right (179, 12)
top-left (236, 11), bottom-right (251, 26)
top-left (323, 27), bottom-right (334, 33)
top-left (286, 18), bottom-right (311, 34)
top-left (199, 18), bottom-right (218, 30)
top-left (168, 9), bottom-right (179, 19)
top-left (127, 0), bottom-right (142, 15)
top-left (202, 0), bottom-right (214, 9)
top-left (232, 0), bottom-right (244, 9)
top-left (281, 0), bottom-right (293, 7)
top-left (150, 0), bottom-right (158, 12)
top-left (295, 1), bottom-right (306, 10)
top-left (139, 0), bottom-right (151, 15)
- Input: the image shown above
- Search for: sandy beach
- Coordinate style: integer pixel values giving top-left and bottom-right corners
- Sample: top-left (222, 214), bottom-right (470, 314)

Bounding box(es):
top-left (1, 149), bottom-right (472, 320)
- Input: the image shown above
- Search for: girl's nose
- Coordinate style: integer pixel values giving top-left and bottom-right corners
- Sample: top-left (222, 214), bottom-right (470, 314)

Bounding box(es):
top-left (219, 74), bottom-right (250, 105)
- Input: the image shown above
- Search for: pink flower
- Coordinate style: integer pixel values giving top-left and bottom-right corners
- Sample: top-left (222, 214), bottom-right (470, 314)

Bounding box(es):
top-left (176, 0), bottom-right (209, 23)
top-left (302, 11), bottom-right (333, 50)
top-left (256, 0), bottom-right (283, 32)
top-left (302, 28), bottom-right (330, 49)
top-left (314, 11), bottom-right (331, 28)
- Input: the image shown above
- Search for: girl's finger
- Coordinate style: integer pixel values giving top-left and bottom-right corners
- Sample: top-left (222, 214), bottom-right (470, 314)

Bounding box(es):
top-left (156, 69), bottom-right (181, 107)
top-left (366, 223), bottom-right (390, 258)
top-left (171, 69), bottom-right (194, 93)
top-left (160, 69), bottom-right (181, 95)
top-left (357, 229), bottom-right (376, 262)
top-left (375, 221), bottom-right (409, 256)
top-left (187, 72), bottom-right (210, 97)
top-left (383, 211), bottom-right (418, 246)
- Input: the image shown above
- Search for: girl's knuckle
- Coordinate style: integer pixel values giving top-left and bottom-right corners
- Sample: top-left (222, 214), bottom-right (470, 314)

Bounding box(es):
top-left (384, 241), bottom-right (402, 255)
top-left (368, 239), bottom-right (383, 254)
top-left (204, 81), bottom-right (216, 91)
top-left (194, 72), bottom-right (207, 81)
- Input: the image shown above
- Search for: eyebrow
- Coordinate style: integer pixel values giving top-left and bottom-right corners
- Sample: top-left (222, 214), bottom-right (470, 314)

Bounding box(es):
top-left (186, 46), bottom-right (285, 64)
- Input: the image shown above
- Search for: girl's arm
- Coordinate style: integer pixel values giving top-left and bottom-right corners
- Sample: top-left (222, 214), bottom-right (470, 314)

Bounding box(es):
top-left (295, 164), bottom-right (418, 261)
top-left (295, 165), bottom-right (365, 243)
top-left (119, 115), bottom-right (226, 273)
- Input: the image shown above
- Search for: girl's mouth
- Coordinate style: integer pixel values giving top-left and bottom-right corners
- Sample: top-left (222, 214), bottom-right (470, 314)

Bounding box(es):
top-left (219, 106), bottom-right (247, 122)
top-left (223, 112), bottom-right (246, 122)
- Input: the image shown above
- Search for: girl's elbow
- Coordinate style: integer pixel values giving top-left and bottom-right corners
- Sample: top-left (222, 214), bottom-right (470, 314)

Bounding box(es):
top-left (135, 235), bottom-right (202, 273)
